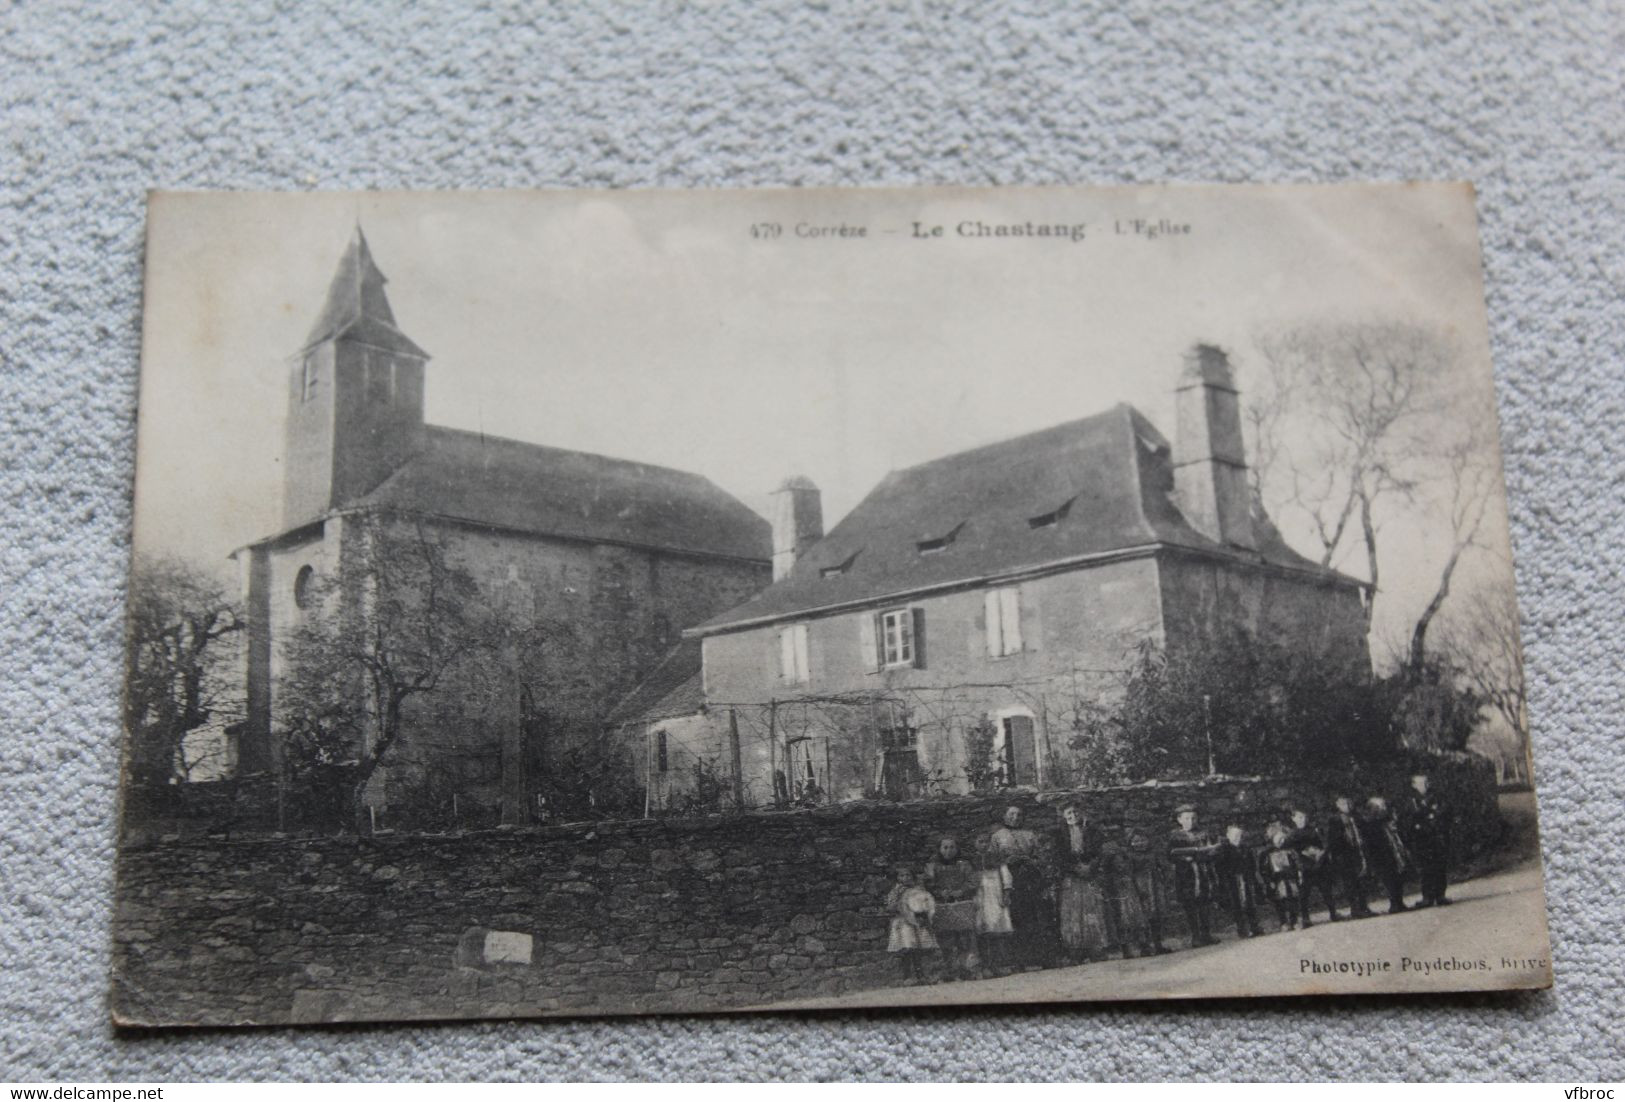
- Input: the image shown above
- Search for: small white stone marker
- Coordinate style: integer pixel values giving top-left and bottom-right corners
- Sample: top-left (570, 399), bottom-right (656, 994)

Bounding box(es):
top-left (483, 930), bottom-right (533, 965)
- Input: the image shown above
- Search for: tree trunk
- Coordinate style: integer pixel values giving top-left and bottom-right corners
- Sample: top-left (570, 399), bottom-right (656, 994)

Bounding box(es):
top-left (1407, 544), bottom-right (1464, 684)
top-left (1358, 486), bottom-right (1380, 630)
top-left (352, 762), bottom-right (376, 835)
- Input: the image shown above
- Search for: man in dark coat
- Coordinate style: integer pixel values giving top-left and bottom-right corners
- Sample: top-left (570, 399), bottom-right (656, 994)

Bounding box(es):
top-left (1287, 807), bottom-right (1342, 924)
top-left (1359, 795), bottom-right (1411, 914)
top-left (1400, 772), bottom-right (1452, 907)
top-left (1325, 794), bottom-right (1374, 918)
top-left (1167, 804), bottom-right (1220, 947)
top-left (1213, 821), bottom-right (1263, 938)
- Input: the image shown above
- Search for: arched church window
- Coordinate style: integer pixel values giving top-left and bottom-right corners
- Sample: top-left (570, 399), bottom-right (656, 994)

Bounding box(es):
top-left (293, 565), bottom-right (315, 610)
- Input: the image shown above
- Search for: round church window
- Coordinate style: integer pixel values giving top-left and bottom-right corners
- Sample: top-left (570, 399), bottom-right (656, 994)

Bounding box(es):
top-left (293, 565), bottom-right (315, 610)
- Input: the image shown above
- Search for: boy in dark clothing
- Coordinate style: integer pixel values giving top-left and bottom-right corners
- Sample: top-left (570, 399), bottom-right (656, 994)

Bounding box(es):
top-left (1287, 807), bottom-right (1342, 923)
top-left (1167, 805), bottom-right (1221, 948)
top-left (1325, 794), bottom-right (1374, 918)
top-left (1360, 795), bottom-right (1412, 914)
top-left (1213, 822), bottom-right (1263, 938)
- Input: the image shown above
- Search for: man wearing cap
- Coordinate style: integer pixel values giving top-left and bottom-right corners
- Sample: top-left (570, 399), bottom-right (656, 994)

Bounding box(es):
top-left (1167, 804), bottom-right (1220, 948)
top-left (1400, 772), bottom-right (1452, 908)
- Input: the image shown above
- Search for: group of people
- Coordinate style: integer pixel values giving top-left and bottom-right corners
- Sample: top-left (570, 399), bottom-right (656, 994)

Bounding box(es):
top-left (881, 772), bottom-right (1454, 986)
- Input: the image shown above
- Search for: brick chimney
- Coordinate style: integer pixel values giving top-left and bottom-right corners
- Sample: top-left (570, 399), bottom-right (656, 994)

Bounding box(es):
top-left (770, 476), bottom-right (824, 580)
top-left (1172, 344), bottom-right (1256, 550)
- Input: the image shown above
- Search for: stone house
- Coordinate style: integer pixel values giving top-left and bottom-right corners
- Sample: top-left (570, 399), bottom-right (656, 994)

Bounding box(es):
top-left (617, 344), bottom-right (1370, 807)
top-left (232, 230), bottom-right (771, 825)
top-left (602, 639), bottom-right (722, 814)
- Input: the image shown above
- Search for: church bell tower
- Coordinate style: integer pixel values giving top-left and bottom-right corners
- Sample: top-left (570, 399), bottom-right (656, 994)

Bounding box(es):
top-left (283, 227), bottom-right (430, 526)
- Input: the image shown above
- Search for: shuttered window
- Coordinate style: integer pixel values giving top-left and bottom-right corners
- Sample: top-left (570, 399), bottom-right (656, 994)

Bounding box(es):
top-left (880, 609), bottom-right (913, 668)
top-left (984, 587), bottom-right (1023, 657)
top-left (863, 608), bottom-right (927, 670)
top-left (778, 623), bottom-right (810, 685)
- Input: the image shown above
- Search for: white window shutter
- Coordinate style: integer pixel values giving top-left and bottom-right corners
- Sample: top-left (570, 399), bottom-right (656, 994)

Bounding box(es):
top-left (1001, 588), bottom-right (1023, 653)
top-left (1019, 586), bottom-right (1038, 653)
top-left (794, 624), bottom-right (810, 683)
top-left (984, 589), bottom-right (1002, 656)
top-left (859, 612), bottom-right (880, 673)
top-left (778, 628), bottom-right (795, 683)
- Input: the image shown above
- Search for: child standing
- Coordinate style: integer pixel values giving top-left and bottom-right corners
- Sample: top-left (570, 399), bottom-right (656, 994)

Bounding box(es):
top-left (1111, 829), bottom-right (1171, 958)
top-left (1214, 822), bottom-right (1264, 939)
top-left (1260, 823), bottom-right (1306, 930)
top-left (885, 866), bottom-right (938, 985)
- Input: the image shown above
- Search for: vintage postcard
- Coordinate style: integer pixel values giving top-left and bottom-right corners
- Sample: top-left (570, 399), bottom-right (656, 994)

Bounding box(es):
top-left (114, 183), bottom-right (1550, 1026)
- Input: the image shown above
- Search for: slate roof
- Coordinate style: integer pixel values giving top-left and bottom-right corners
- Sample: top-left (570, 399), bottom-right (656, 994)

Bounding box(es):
top-left (351, 425), bottom-right (772, 562)
top-left (604, 639), bottom-right (706, 727)
top-left (300, 228), bottom-right (429, 360)
top-left (690, 403), bottom-right (1358, 634)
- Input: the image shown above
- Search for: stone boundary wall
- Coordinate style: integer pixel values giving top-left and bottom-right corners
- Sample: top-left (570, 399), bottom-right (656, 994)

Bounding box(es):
top-left (112, 755), bottom-right (1496, 1026)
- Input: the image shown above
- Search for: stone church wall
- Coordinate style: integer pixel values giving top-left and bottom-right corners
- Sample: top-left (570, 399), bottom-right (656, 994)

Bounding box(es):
top-left (112, 755), bottom-right (1495, 1026)
top-left (381, 522), bottom-right (769, 820)
top-left (247, 513), bottom-right (769, 826)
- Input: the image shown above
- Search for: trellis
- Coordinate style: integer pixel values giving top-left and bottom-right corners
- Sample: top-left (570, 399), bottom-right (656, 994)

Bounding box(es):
top-left (637, 664), bottom-right (1130, 815)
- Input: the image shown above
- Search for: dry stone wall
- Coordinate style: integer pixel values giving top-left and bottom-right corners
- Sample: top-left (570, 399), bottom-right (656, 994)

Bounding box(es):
top-left (112, 755), bottom-right (1496, 1026)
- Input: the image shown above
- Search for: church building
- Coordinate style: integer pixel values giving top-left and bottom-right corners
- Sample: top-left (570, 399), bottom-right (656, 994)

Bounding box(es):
top-left (233, 229), bottom-right (771, 826)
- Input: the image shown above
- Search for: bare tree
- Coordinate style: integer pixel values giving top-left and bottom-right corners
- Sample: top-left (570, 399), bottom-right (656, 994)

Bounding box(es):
top-left (279, 514), bottom-right (497, 831)
top-left (1404, 429), bottom-right (1498, 682)
top-left (1248, 321), bottom-right (1459, 627)
top-left (123, 556), bottom-right (242, 791)
top-left (1436, 583), bottom-right (1530, 758)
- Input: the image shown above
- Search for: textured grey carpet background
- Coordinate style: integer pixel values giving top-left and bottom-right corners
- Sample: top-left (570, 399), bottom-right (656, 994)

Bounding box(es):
top-left (2, 0), bottom-right (1621, 1082)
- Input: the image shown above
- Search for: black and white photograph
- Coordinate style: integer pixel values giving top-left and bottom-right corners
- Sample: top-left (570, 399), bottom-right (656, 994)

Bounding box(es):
top-left (112, 183), bottom-right (1551, 1026)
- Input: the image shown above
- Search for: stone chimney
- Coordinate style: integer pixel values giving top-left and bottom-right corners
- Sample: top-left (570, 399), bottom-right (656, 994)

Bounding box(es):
top-left (1172, 344), bottom-right (1256, 550)
top-left (770, 476), bottom-right (824, 580)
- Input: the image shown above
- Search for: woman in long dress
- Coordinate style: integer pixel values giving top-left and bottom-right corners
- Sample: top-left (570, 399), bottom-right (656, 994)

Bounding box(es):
top-left (979, 805), bottom-right (1046, 974)
top-left (1112, 828), bottom-right (1171, 957)
top-left (976, 815), bottom-right (1016, 976)
top-left (1055, 804), bottom-right (1115, 963)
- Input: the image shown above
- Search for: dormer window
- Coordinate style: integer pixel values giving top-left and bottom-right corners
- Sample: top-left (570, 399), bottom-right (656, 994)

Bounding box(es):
top-left (1028, 497), bottom-right (1075, 529)
top-left (916, 522), bottom-right (964, 556)
top-left (820, 550), bottom-right (860, 579)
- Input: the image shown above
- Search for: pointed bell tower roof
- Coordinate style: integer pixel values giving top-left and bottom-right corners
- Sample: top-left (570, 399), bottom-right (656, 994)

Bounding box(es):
top-left (300, 226), bottom-right (430, 359)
